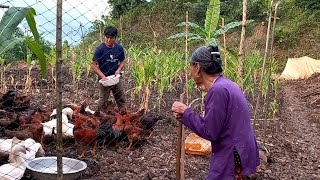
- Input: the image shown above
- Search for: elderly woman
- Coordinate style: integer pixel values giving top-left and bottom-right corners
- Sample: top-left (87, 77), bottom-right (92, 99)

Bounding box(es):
top-left (172, 45), bottom-right (260, 179)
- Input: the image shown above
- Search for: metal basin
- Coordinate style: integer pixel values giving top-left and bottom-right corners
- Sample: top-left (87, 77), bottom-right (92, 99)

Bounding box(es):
top-left (26, 156), bottom-right (87, 180)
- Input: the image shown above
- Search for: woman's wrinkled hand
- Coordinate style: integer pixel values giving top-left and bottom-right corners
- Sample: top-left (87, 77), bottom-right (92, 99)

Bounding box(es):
top-left (171, 101), bottom-right (188, 120)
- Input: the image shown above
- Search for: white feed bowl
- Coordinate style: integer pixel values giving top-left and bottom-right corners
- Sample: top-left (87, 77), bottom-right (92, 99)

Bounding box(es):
top-left (26, 156), bottom-right (87, 180)
top-left (99, 74), bottom-right (120, 86)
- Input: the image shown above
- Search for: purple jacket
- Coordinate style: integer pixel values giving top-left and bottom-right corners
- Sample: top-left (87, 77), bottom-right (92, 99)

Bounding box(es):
top-left (182, 76), bottom-right (260, 179)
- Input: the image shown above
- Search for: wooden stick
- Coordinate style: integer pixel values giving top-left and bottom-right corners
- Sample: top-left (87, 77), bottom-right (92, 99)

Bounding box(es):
top-left (222, 18), bottom-right (227, 75)
top-left (185, 11), bottom-right (189, 106)
top-left (176, 11), bottom-right (188, 180)
top-left (253, 0), bottom-right (274, 130)
top-left (237, 0), bottom-right (248, 88)
top-left (263, 0), bottom-right (281, 146)
top-left (176, 93), bottom-right (185, 180)
top-left (181, 11), bottom-right (188, 179)
top-left (56, 0), bottom-right (63, 179)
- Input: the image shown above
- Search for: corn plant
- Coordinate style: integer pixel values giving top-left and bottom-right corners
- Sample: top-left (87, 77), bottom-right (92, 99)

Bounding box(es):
top-left (24, 49), bottom-right (36, 93)
top-left (45, 46), bottom-right (56, 89)
top-left (243, 52), bottom-right (263, 97)
top-left (129, 46), bottom-right (185, 112)
top-left (0, 56), bottom-right (9, 94)
top-left (69, 48), bottom-right (84, 94)
top-left (224, 51), bottom-right (279, 102)
top-left (269, 99), bottom-right (279, 120)
top-left (129, 46), bottom-right (144, 93)
top-left (155, 50), bottom-right (184, 111)
top-left (269, 73), bottom-right (280, 118)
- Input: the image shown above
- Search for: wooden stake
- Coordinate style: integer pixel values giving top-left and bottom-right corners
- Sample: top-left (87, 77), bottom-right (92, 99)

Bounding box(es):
top-left (263, 0), bottom-right (281, 146)
top-left (253, 0), bottom-right (274, 130)
top-left (56, 0), bottom-right (63, 179)
top-left (222, 18), bottom-right (228, 76)
top-left (176, 11), bottom-right (189, 180)
top-left (237, 0), bottom-right (248, 88)
top-left (185, 11), bottom-right (189, 106)
top-left (176, 93), bottom-right (185, 180)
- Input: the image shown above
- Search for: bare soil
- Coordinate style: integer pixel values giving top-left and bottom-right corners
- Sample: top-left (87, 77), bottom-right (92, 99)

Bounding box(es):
top-left (1, 62), bottom-right (319, 180)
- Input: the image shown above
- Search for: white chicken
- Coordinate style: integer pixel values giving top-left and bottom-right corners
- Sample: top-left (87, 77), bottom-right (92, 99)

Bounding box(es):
top-left (14, 138), bottom-right (44, 162)
top-left (0, 138), bottom-right (27, 180)
top-left (50, 107), bottom-right (74, 120)
top-left (85, 106), bottom-right (95, 114)
top-left (0, 139), bottom-right (13, 158)
top-left (53, 121), bottom-right (74, 137)
top-left (1, 138), bottom-right (45, 162)
top-left (41, 113), bottom-right (69, 136)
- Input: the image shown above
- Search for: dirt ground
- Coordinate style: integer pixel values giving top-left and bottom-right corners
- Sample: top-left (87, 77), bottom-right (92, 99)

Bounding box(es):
top-left (1, 62), bottom-right (319, 179)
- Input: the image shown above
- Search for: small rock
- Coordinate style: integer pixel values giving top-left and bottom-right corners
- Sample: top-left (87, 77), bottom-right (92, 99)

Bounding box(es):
top-left (259, 150), bottom-right (268, 163)
top-left (265, 169), bottom-right (272, 174)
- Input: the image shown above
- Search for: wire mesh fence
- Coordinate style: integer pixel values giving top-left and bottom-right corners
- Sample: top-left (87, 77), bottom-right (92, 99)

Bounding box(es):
top-left (0, 0), bottom-right (214, 179)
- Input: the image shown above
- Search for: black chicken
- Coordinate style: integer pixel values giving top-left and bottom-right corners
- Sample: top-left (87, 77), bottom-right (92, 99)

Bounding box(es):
top-left (0, 90), bottom-right (30, 111)
top-left (140, 114), bottom-right (163, 138)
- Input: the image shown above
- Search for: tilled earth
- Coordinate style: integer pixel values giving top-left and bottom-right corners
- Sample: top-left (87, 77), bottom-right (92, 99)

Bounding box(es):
top-left (1, 62), bottom-right (319, 179)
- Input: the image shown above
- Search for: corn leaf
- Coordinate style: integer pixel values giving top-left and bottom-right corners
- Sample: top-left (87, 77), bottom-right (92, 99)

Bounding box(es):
top-left (24, 37), bottom-right (47, 78)
top-left (25, 8), bottom-right (39, 42)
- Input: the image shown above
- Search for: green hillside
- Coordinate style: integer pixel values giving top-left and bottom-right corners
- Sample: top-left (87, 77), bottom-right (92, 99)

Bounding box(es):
top-left (86, 0), bottom-right (319, 61)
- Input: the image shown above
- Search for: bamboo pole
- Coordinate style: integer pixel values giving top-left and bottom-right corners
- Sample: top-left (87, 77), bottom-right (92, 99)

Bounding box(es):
top-left (263, 0), bottom-right (281, 145)
top-left (253, 0), bottom-right (274, 129)
top-left (185, 11), bottom-right (189, 106)
top-left (176, 11), bottom-right (188, 180)
top-left (176, 93), bottom-right (185, 180)
top-left (56, 0), bottom-right (63, 179)
top-left (222, 18), bottom-right (227, 76)
top-left (181, 10), bottom-right (188, 180)
top-left (237, 0), bottom-right (248, 88)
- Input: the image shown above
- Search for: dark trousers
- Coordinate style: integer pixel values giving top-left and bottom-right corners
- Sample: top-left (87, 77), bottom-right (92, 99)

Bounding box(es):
top-left (98, 80), bottom-right (126, 111)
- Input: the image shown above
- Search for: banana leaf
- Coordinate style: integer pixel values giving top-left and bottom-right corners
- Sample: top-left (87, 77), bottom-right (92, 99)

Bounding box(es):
top-left (214, 20), bottom-right (254, 36)
top-left (0, 7), bottom-right (29, 53)
top-left (0, 7), bottom-right (46, 78)
top-left (205, 0), bottom-right (220, 42)
top-left (167, 32), bottom-right (201, 39)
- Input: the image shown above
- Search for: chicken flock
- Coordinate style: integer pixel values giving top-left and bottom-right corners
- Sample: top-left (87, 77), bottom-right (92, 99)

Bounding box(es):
top-left (0, 90), bottom-right (162, 179)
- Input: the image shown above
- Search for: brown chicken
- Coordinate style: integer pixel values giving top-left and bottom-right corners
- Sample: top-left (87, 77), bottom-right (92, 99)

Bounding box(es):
top-left (18, 110), bottom-right (37, 126)
top-left (123, 121), bottom-right (143, 150)
top-left (111, 112), bottom-right (125, 136)
top-left (28, 123), bottom-right (45, 147)
top-left (16, 109), bottom-right (50, 147)
top-left (31, 110), bottom-right (51, 123)
top-left (122, 109), bottom-right (145, 150)
top-left (73, 112), bottom-right (100, 158)
top-left (0, 113), bottom-right (19, 130)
